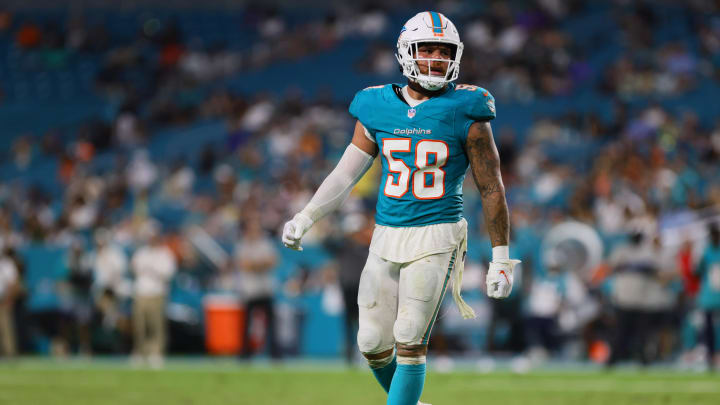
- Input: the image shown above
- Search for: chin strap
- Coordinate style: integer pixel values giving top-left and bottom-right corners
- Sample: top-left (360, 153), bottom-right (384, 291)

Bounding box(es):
top-left (417, 77), bottom-right (445, 91)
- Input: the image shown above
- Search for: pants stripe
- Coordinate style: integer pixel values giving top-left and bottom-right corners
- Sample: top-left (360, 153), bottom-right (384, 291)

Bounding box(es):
top-left (420, 250), bottom-right (456, 344)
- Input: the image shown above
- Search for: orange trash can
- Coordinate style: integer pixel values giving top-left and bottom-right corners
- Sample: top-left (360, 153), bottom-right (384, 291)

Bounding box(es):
top-left (204, 294), bottom-right (244, 355)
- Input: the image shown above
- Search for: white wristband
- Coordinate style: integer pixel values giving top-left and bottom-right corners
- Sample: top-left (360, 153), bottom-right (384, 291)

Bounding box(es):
top-left (293, 212), bottom-right (315, 232)
top-left (492, 245), bottom-right (509, 261)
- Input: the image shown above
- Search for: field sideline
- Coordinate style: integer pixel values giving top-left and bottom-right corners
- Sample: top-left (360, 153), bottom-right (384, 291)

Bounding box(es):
top-left (0, 358), bottom-right (718, 405)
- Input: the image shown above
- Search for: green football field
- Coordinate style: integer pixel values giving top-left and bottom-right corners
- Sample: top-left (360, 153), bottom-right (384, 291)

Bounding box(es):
top-left (0, 358), bottom-right (718, 405)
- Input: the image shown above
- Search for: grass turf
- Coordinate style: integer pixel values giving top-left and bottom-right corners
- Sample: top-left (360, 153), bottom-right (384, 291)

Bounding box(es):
top-left (0, 359), bottom-right (718, 405)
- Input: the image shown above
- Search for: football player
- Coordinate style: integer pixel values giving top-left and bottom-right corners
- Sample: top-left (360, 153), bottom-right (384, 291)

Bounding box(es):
top-left (282, 11), bottom-right (520, 405)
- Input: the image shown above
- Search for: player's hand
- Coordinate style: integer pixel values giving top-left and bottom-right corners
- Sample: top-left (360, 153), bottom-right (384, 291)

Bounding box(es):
top-left (486, 259), bottom-right (521, 299)
top-left (281, 213), bottom-right (313, 251)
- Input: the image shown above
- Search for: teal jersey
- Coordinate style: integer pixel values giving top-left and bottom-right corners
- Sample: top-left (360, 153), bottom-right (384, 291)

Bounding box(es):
top-left (349, 83), bottom-right (496, 227)
top-left (697, 245), bottom-right (720, 310)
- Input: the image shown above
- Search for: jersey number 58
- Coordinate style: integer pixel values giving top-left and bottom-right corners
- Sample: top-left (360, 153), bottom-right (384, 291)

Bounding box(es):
top-left (382, 139), bottom-right (448, 200)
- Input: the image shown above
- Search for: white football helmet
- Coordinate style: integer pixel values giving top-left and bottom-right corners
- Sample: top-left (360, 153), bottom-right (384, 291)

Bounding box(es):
top-left (396, 11), bottom-right (464, 91)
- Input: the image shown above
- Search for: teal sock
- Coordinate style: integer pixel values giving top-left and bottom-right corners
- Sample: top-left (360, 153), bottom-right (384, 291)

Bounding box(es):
top-left (387, 363), bottom-right (426, 405)
top-left (371, 356), bottom-right (397, 393)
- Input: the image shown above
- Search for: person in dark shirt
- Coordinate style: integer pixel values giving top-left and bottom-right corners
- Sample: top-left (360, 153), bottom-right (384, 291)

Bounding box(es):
top-left (324, 212), bottom-right (374, 364)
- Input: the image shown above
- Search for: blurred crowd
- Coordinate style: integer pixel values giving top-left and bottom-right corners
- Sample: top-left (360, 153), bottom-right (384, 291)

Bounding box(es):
top-left (1, 0), bottom-right (720, 369)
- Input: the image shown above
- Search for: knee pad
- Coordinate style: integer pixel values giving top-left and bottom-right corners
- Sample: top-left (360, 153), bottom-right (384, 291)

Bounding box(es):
top-left (393, 316), bottom-right (424, 345)
top-left (357, 325), bottom-right (384, 353)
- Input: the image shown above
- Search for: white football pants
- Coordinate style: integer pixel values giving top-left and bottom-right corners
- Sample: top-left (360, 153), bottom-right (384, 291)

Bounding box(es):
top-left (356, 250), bottom-right (457, 354)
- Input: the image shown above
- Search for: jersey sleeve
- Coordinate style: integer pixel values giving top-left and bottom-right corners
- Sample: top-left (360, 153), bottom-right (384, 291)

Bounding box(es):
top-left (349, 95), bottom-right (377, 143)
top-left (469, 89), bottom-right (496, 122)
top-left (348, 85), bottom-right (386, 142)
top-left (348, 90), bottom-right (365, 122)
top-left (348, 86), bottom-right (383, 132)
top-left (460, 87), bottom-right (496, 142)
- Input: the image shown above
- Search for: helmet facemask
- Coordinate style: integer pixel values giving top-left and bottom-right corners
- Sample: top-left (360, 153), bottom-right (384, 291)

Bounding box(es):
top-left (396, 39), bottom-right (464, 91)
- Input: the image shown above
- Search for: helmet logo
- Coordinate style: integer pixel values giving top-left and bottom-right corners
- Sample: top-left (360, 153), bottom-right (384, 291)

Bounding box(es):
top-left (407, 108), bottom-right (416, 118)
top-left (428, 11), bottom-right (444, 37)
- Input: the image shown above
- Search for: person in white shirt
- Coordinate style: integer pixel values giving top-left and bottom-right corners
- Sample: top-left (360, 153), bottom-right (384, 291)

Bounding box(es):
top-left (237, 217), bottom-right (279, 359)
top-left (92, 230), bottom-right (129, 338)
top-left (607, 231), bottom-right (656, 366)
top-left (93, 230), bottom-right (129, 298)
top-left (0, 251), bottom-right (19, 357)
top-left (131, 230), bottom-right (177, 367)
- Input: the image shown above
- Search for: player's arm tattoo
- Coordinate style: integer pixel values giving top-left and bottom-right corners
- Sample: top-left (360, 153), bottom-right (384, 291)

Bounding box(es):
top-left (466, 121), bottom-right (510, 247)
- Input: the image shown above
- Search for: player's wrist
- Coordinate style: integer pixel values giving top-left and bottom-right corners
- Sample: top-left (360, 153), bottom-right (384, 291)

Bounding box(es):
top-left (294, 211), bottom-right (315, 231)
top-left (492, 245), bottom-right (509, 261)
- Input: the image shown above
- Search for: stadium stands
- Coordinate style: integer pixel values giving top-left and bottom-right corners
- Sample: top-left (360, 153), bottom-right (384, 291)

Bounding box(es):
top-left (0, 0), bottom-right (719, 367)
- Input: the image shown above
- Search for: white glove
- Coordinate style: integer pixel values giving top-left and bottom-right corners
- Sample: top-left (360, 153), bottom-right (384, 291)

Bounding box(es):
top-left (281, 213), bottom-right (314, 251)
top-left (486, 259), bottom-right (521, 299)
